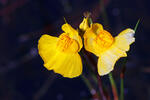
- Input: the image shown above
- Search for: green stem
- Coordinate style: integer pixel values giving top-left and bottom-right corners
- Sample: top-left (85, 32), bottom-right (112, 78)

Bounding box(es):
top-left (80, 50), bottom-right (104, 100)
top-left (109, 73), bottom-right (119, 100)
top-left (120, 78), bottom-right (124, 100)
top-left (100, 0), bottom-right (109, 26)
top-left (97, 75), bottom-right (107, 100)
top-left (81, 75), bottom-right (93, 91)
top-left (63, 17), bottom-right (68, 23)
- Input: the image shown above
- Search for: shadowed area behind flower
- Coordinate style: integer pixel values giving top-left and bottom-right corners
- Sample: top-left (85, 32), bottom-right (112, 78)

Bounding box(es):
top-left (0, 0), bottom-right (150, 100)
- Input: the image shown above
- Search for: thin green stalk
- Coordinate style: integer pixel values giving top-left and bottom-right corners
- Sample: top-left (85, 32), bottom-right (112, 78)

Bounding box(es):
top-left (120, 78), bottom-right (124, 100)
top-left (81, 75), bottom-right (101, 100)
top-left (80, 50), bottom-right (105, 100)
top-left (80, 14), bottom-right (107, 99)
top-left (81, 75), bottom-right (93, 91)
top-left (109, 73), bottom-right (119, 100)
top-left (63, 17), bottom-right (68, 23)
top-left (134, 19), bottom-right (140, 32)
top-left (100, 0), bottom-right (109, 26)
top-left (97, 75), bottom-right (107, 100)
top-left (109, 73), bottom-right (116, 88)
top-left (119, 60), bottom-right (126, 100)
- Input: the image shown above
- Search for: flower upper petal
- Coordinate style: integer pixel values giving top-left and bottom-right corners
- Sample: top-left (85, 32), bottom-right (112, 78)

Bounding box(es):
top-left (56, 33), bottom-right (80, 53)
top-left (115, 28), bottom-right (135, 51)
top-left (62, 23), bottom-right (83, 51)
top-left (84, 23), bottom-right (114, 56)
top-left (91, 23), bottom-right (103, 35)
top-left (83, 23), bottom-right (103, 39)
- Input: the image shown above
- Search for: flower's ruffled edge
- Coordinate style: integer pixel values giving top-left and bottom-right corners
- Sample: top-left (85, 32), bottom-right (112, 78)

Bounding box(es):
top-left (98, 29), bottom-right (135, 75)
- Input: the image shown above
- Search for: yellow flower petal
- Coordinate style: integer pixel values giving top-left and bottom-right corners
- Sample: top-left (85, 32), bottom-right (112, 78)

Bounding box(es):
top-left (57, 33), bottom-right (80, 53)
top-left (38, 34), bottom-right (58, 63)
top-left (62, 23), bottom-right (78, 36)
top-left (98, 44), bottom-right (127, 76)
top-left (44, 51), bottom-right (82, 78)
top-left (114, 28), bottom-right (135, 51)
top-left (62, 23), bottom-right (83, 51)
top-left (83, 23), bottom-right (103, 39)
top-left (38, 23), bottom-right (83, 78)
top-left (83, 24), bottom-right (101, 55)
top-left (91, 23), bottom-right (103, 35)
top-left (83, 30), bottom-right (96, 55)
top-left (84, 23), bottom-right (113, 56)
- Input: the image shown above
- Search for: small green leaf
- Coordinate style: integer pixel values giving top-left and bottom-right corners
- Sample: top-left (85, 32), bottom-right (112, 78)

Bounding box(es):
top-left (63, 17), bottom-right (68, 23)
top-left (134, 19), bottom-right (140, 32)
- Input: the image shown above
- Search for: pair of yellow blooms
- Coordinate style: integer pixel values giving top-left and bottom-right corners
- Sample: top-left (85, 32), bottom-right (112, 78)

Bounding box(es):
top-left (38, 18), bottom-right (135, 78)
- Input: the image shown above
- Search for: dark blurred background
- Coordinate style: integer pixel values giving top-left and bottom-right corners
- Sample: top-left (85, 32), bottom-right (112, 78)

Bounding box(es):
top-left (0, 0), bottom-right (150, 100)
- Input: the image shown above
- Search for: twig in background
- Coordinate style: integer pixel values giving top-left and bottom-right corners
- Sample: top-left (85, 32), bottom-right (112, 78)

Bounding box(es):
top-left (81, 75), bottom-right (101, 100)
top-left (120, 65), bottom-right (125, 100)
top-left (33, 73), bottom-right (57, 100)
top-left (0, 0), bottom-right (29, 16)
top-left (97, 75), bottom-right (107, 100)
top-left (0, 48), bottom-right (38, 74)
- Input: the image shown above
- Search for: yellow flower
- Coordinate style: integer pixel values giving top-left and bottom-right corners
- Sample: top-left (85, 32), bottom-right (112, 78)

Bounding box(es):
top-left (84, 23), bottom-right (135, 76)
top-left (38, 23), bottom-right (83, 78)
